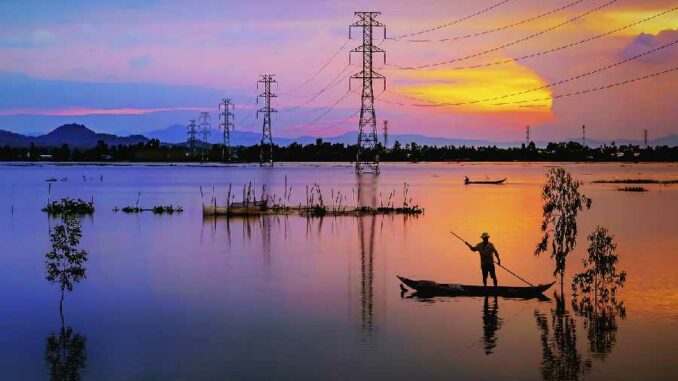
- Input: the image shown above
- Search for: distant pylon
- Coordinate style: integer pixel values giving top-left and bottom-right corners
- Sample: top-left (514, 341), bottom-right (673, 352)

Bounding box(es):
top-left (525, 126), bottom-right (530, 146)
top-left (643, 129), bottom-right (648, 148)
top-left (350, 11), bottom-right (386, 174)
top-left (187, 119), bottom-right (198, 158)
top-left (219, 98), bottom-right (235, 161)
top-left (383, 120), bottom-right (389, 149)
top-left (198, 112), bottom-right (212, 161)
top-left (257, 74), bottom-right (277, 166)
top-left (582, 124), bottom-right (586, 147)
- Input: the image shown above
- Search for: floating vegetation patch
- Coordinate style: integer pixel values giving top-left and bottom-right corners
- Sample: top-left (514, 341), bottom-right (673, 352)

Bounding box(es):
top-left (617, 186), bottom-right (648, 192)
top-left (593, 179), bottom-right (678, 185)
top-left (113, 205), bottom-right (183, 214)
top-left (43, 198), bottom-right (95, 215)
top-left (203, 179), bottom-right (423, 217)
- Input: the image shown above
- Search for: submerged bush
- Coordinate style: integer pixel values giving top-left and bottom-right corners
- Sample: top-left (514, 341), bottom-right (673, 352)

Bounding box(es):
top-left (43, 198), bottom-right (94, 215)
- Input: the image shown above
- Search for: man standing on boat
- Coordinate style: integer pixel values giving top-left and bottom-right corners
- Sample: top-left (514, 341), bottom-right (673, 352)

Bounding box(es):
top-left (466, 232), bottom-right (501, 286)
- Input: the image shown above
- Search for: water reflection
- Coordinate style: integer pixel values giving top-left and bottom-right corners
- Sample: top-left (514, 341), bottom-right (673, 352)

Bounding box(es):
top-left (357, 174), bottom-right (378, 339)
top-left (358, 214), bottom-right (376, 337)
top-left (482, 296), bottom-right (502, 355)
top-left (572, 295), bottom-right (627, 359)
top-left (45, 320), bottom-right (87, 381)
top-left (535, 293), bottom-right (591, 381)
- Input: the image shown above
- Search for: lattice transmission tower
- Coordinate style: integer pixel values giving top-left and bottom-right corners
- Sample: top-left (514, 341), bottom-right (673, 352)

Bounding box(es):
top-left (199, 112), bottom-right (211, 161)
top-left (383, 120), bottom-right (389, 149)
top-left (350, 11), bottom-right (386, 174)
top-left (644, 129), bottom-right (648, 148)
top-left (525, 126), bottom-right (530, 146)
top-left (187, 119), bottom-right (199, 158)
top-left (219, 98), bottom-right (235, 162)
top-left (257, 74), bottom-right (277, 166)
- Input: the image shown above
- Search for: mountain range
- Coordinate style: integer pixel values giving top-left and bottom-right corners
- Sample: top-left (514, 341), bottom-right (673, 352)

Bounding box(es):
top-left (146, 124), bottom-right (678, 148)
top-left (0, 124), bottom-right (147, 148)
top-left (2, 124), bottom-right (677, 148)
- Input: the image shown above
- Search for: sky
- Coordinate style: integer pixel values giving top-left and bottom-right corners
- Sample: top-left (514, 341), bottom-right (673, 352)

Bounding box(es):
top-left (0, 0), bottom-right (676, 142)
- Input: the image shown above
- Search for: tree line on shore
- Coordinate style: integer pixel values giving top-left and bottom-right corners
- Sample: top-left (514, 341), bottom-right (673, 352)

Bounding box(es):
top-left (1, 138), bottom-right (676, 162)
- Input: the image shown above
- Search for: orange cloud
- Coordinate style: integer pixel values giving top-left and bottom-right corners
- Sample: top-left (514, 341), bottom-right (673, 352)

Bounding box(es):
top-left (391, 60), bottom-right (554, 114)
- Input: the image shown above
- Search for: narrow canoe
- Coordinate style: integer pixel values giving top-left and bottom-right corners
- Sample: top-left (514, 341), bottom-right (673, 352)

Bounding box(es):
top-left (398, 276), bottom-right (555, 298)
top-left (464, 178), bottom-right (507, 185)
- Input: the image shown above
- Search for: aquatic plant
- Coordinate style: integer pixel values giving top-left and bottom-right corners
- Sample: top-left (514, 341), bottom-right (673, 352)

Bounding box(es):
top-left (535, 167), bottom-right (592, 287)
top-left (617, 186), bottom-right (647, 192)
top-left (113, 205), bottom-right (183, 214)
top-left (593, 178), bottom-right (677, 185)
top-left (45, 214), bottom-right (88, 311)
top-left (43, 198), bottom-right (95, 215)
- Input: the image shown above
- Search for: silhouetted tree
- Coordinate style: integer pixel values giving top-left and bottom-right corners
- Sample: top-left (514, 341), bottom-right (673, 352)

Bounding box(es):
top-left (535, 168), bottom-right (592, 288)
top-left (45, 214), bottom-right (88, 312)
top-left (572, 226), bottom-right (627, 358)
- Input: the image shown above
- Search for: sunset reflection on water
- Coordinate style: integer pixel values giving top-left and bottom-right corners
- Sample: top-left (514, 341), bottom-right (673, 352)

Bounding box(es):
top-left (0, 162), bottom-right (676, 380)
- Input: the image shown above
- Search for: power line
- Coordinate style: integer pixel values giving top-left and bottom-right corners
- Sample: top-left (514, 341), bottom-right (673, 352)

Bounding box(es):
top-left (390, 0), bottom-right (511, 40)
top-left (300, 90), bottom-right (386, 135)
top-left (284, 63), bottom-right (354, 112)
top-left (390, 0), bottom-right (585, 43)
top-left (385, 6), bottom-right (677, 72)
top-left (492, 66), bottom-right (678, 106)
top-left (281, 38), bottom-right (351, 96)
top-left (390, 0), bottom-right (619, 70)
top-left (387, 38), bottom-right (678, 106)
top-left (380, 65), bottom-right (678, 108)
top-left (295, 89), bottom-right (355, 130)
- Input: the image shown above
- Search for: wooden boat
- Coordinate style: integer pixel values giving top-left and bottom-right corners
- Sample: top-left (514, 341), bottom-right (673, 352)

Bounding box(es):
top-left (398, 276), bottom-right (555, 298)
top-left (464, 177), bottom-right (507, 185)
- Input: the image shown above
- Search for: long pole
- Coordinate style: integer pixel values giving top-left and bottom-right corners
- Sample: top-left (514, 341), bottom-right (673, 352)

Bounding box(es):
top-left (449, 231), bottom-right (535, 287)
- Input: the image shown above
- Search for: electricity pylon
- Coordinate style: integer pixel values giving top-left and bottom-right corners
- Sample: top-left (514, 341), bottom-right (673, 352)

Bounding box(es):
top-left (350, 11), bottom-right (386, 174)
top-left (526, 126), bottom-right (530, 146)
top-left (383, 120), bottom-right (389, 149)
top-left (187, 119), bottom-right (198, 158)
top-left (199, 112), bottom-right (211, 161)
top-left (219, 98), bottom-right (234, 161)
top-left (257, 74), bottom-right (277, 166)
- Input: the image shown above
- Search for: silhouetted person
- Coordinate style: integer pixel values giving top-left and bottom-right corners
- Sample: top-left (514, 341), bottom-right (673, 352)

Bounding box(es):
top-left (464, 176), bottom-right (470, 185)
top-left (466, 232), bottom-right (501, 286)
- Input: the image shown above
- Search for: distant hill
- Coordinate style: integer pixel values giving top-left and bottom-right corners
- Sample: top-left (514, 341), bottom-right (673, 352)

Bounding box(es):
top-left (145, 125), bottom-right (678, 148)
top-left (0, 123), bottom-right (148, 148)
top-left (3, 124), bottom-right (677, 148)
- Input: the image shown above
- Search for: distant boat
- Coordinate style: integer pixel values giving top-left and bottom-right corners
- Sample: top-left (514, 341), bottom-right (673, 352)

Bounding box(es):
top-left (464, 177), bottom-right (507, 185)
top-left (398, 276), bottom-right (554, 299)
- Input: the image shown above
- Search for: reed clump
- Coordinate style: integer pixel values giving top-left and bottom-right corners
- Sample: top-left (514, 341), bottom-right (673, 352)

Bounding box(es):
top-left (203, 180), bottom-right (423, 217)
top-left (594, 179), bottom-right (677, 185)
top-left (617, 186), bottom-right (648, 192)
top-left (43, 198), bottom-right (95, 215)
top-left (113, 205), bottom-right (183, 214)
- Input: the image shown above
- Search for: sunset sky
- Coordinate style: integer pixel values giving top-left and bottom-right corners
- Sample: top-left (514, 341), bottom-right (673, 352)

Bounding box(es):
top-left (0, 0), bottom-right (676, 141)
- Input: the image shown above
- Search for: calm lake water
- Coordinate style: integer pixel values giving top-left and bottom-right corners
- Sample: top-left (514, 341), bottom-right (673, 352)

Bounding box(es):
top-left (1, 162), bottom-right (677, 380)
